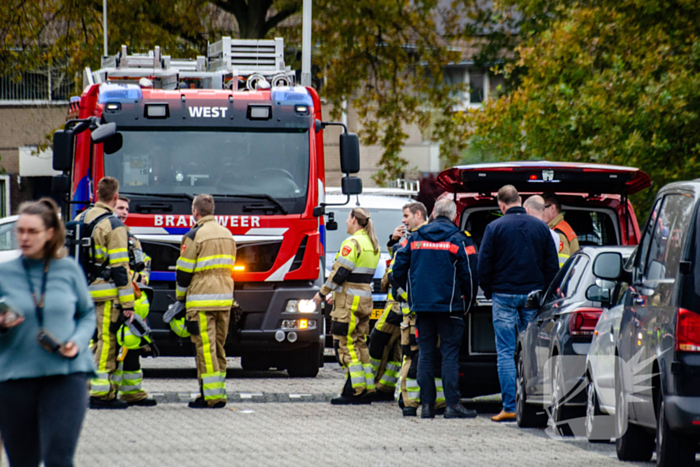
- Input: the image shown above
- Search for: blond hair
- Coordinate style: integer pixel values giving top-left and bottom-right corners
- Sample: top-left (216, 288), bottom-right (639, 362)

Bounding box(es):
top-left (352, 207), bottom-right (379, 254)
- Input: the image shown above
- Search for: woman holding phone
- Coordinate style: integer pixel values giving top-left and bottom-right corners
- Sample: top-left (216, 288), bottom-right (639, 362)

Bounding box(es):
top-left (0, 198), bottom-right (96, 467)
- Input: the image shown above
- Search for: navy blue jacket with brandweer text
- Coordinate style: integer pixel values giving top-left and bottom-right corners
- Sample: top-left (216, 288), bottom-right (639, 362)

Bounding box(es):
top-left (477, 206), bottom-right (559, 299)
top-left (392, 217), bottom-right (478, 313)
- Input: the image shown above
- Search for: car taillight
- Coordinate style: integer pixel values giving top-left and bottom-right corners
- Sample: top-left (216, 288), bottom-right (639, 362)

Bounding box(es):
top-left (676, 308), bottom-right (700, 352)
top-left (569, 307), bottom-right (603, 337)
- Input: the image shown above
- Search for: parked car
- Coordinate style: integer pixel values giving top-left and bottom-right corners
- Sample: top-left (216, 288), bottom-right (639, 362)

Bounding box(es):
top-left (436, 161), bottom-right (650, 397)
top-left (0, 215), bottom-right (20, 263)
top-left (591, 180), bottom-right (700, 466)
top-left (584, 249), bottom-right (637, 442)
top-left (514, 246), bottom-right (635, 435)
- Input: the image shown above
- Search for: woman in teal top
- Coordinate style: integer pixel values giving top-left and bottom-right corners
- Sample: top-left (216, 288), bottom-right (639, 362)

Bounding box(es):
top-left (0, 198), bottom-right (96, 467)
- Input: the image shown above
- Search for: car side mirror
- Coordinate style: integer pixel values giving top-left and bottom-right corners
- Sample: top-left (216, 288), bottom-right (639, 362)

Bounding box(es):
top-left (339, 133), bottom-right (360, 174)
top-left (526, 289), bottom-right (542, 309)
top-left (592, 252), bottom-right (623, 281)
top-left (341, 176), bottom-right (362, 196)
top-left (586, 284), bottom-right (611, 303)
top-left (52, 130), bottom-right (74, 171)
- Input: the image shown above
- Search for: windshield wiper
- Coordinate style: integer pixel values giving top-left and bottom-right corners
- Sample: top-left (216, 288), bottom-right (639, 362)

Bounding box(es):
top-left (211, 194), bottom-right (288, 215)
top-left (120, 191), bottom-right (194, 201)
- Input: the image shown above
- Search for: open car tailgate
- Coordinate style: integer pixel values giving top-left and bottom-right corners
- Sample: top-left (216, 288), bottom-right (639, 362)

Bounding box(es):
top-left (437, 161), bottom-right (651, 196)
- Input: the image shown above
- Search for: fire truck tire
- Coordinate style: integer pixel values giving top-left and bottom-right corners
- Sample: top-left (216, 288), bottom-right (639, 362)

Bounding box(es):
top-left (286, 343), bottom-right (321, 378)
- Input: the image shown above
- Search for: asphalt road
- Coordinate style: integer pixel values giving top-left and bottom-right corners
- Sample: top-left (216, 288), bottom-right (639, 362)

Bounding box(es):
top-left (0, 358), bottom-right (688, 466)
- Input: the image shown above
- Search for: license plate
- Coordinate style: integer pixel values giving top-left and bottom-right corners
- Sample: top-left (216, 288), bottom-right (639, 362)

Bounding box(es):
top-left (370, 308), bottom-right (383, 320)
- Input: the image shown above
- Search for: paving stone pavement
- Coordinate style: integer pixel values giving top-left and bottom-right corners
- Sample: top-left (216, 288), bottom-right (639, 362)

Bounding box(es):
top-left (70, 403), bottom-right (650, 467)
top-left (0, 359), bottom-right (660, 466)
top-left (141, 357), bottom-right (346, 397)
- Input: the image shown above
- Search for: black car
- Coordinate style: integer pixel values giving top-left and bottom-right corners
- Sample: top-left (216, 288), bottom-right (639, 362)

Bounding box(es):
top-left (592, 180), bottom-right (700, 466)
top-left (515, 246), bottom-right (634, 435)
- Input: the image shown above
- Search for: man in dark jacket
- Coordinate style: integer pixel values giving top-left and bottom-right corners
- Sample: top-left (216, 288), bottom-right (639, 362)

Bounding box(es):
top-left (478, 185), bottom-right (559, 422)
top-left (393, 199), bottom-right (478, 419)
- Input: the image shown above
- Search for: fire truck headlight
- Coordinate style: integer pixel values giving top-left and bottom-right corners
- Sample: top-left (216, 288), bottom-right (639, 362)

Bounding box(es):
top-left (298, 299), bottom-right (317, 313)
top-left (285, 299), bottom-right (317, 313)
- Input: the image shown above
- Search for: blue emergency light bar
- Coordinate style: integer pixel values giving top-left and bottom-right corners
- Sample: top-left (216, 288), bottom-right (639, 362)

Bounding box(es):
top-left (98, 83), bottom-right (143, 103)
top-left (271, 87), bottom-right (313, 107)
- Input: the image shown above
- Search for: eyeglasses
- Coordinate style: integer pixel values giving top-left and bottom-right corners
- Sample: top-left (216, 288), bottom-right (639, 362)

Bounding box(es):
top-left (14, 228), bottom-right (46, 237)
top-left (544, 204), bottom-right (553, 209)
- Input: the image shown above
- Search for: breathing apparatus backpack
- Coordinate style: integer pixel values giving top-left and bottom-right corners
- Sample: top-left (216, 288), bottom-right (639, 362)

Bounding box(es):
top-left (65, 208), bottom-right (113, 282)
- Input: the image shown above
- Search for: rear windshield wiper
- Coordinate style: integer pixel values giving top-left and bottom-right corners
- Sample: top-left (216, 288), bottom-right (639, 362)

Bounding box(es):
top-left (120, 191), bottom-right (194, 201)
top-left (211, 194), bottom-right (288, 215)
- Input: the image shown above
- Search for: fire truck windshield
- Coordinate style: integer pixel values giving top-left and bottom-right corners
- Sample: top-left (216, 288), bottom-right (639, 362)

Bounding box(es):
top-left (103, 129), bottom-right (310, 213)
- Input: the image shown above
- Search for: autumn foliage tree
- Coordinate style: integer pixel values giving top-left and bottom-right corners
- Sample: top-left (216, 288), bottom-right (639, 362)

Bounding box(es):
top-left (467, 0), bottom-right (700, 214)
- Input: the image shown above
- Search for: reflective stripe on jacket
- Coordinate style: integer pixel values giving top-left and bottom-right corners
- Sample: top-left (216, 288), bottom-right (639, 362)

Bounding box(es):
top-left (176, 215), bottom-right (236, 312)
top-left (548, 214), bottom-right (580, 267)
top-left (78, 202), bottom-right (135, 308)
top-left (320, 230), bottom-right (380, 315)
top-left (393, 217), bottom-right (478, 313)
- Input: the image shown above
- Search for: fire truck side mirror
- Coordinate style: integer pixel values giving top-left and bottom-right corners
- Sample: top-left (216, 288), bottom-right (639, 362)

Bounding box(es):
top-left (91, 122), bottom-right (118, 144)
top-left (339, 133), bottom-right (360, 174)
top-left (341, 176), bottom-right (363, 196)
top-left (52, 130), bottom-right (74, 171)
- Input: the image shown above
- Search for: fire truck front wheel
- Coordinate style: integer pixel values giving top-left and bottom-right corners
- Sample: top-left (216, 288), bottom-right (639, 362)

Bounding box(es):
top-left (286, 342), bottom-right (321, 378)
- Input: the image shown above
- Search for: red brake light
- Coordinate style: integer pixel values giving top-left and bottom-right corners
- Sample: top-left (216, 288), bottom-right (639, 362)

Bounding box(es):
top-left (569, 308), bottom-right (603, 337)
top-left (529, 174), bottom-right (538, 180)
top-left (676, 308), bottom-right (700, 352)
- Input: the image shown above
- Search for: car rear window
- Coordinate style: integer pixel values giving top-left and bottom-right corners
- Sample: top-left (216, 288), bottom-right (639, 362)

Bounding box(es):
top-left (462, 207), bottom-right (619, 249)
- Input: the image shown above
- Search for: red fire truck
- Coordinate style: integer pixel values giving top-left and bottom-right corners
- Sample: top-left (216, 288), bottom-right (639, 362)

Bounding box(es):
top-left (51, 38), bottom-right (362, 377)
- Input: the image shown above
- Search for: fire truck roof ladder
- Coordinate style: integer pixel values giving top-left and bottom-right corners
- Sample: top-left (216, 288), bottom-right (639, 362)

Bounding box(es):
top-left (91, 38), bottom-right (294, 91)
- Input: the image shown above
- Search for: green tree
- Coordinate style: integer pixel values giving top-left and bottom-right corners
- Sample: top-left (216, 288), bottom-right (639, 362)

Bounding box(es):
top-left (468, 0), bottom-right (700, 216)
top-left (1, 0), bottom-right (480, 185)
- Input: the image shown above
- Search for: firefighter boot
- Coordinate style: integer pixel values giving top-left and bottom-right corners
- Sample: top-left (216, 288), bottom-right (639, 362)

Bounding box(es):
top-left (330, 378), bottom-right (371, 405)
top-left (402, 407), bottom-right (417, 417)
top-left (89, 397), bottom-right (128, 410)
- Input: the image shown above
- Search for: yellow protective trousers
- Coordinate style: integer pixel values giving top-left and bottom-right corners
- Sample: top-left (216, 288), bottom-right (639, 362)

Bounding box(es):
top-left (90, 301), bottom-right (120, 400)
top-left (189, 309), bottom-right (230, 406)
top-left (399, 314), bottom-right (446, 409)
top-left (114, 350), bottom-right (148, 403)
top-left (369, 302), bottom-right (403, 394)
top-left (331, 284), bottom-right (375, 397)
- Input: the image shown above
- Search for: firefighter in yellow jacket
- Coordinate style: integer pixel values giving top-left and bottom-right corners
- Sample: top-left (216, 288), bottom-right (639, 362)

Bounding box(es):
top-left (313, 207), bottom-right (381, 405)
top-left (367, 231), bottom-right (407, 402)
top-left (112, 196), bottom-right (157, 406)
top-left (176, 194), bottom-right (236, 409)
top-left (80, 177), bottom-right (136, 410)
top-left (542, 193), bottom-right (579, 267)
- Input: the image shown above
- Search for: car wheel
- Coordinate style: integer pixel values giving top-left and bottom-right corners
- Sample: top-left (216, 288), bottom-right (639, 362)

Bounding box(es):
top-left (585, 374), bottom-right (614, 442)
top-left (516, 351), bottom-right (547, 428)
top-left (615, 364), bottom-right (654, 461)
top-left (550, 356), bottom-right (574, 436)
top-left (286, 343), bottom-right (320, 378)
top-left (656, 395), bottom-right (696, 466)
top-left (241, 355), bottom-right (270, 372)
